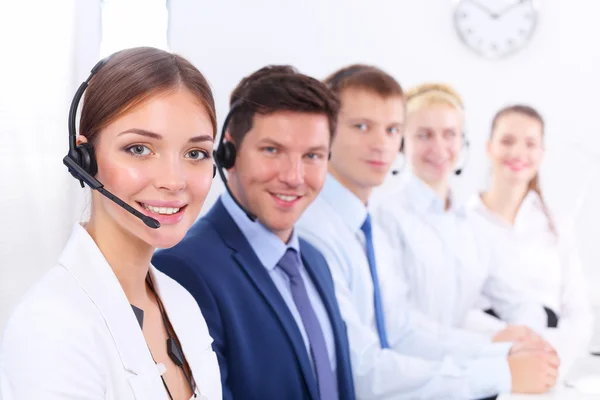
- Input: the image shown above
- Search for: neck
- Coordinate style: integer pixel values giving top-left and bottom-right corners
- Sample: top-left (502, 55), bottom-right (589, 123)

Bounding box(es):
top-left (328, 167), bottom-right (371, 205)
top-left (86, 211), bottom-right (154, 306)
top-left (417, 173), bottom-right (450, 209)
top-left (482, 178), bottom-right (529, 224)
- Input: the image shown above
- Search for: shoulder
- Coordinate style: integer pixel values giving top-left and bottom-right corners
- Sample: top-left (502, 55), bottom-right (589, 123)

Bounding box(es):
top-left (4, 265), bottom-right (100, 336)
top-left (153, 217), bottom-right (227, 271)
top-left (1, 266), bottom-right (108, 383)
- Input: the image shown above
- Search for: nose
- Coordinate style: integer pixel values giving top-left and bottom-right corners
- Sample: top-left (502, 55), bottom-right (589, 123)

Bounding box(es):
top-left (280, 154), bottom-right (304, 187)
top-left (370, 128), bottom-right (388, 153)
top-left (429, 134), bottom-right (448, 157)
top-left (155, 156), bottom-right (186, 192)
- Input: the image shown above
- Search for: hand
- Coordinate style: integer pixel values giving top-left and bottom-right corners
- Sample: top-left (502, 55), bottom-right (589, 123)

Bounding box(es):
top-left (508, 345), bottom-right (560, 394)
top-left (492, 325), bottom-right (540, 343)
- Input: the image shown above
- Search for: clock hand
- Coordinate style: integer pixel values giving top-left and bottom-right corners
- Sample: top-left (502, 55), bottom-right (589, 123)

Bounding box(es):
top-left (466, 0), bottom-right (497, 18)
top-left (496, 0), bottom-right (528, 18)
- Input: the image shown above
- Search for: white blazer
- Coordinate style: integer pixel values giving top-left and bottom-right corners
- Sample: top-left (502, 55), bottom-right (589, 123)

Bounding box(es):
top-left (0, 224), bottom-right (222, 400)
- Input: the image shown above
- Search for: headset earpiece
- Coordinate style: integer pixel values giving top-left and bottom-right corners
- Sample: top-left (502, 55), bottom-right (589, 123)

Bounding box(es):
top-left (215, 141), bottom-right (237, 170)
top-left (74, 142), bottom-right (98, 176)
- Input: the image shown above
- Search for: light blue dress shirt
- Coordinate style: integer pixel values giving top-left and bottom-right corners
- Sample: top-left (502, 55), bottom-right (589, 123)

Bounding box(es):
top-left (297, 174), bottom-right (513, 399)
top-left (220, 191), bottom-right (337, 375)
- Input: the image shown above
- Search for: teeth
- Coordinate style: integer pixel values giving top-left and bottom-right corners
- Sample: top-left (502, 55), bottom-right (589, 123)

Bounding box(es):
top-left (142, 204), bottom-right (180, 215)
top-left (274, 194), bottom-right (298, 202)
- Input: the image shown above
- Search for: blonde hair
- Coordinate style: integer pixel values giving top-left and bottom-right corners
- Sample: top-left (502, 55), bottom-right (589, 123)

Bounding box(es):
top-left (405, 83), bottom-right (464, 116)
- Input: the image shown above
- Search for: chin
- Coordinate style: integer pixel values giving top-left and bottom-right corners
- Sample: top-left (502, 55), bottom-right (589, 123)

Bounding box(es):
top-left (147, 234), bottom-right (186, 250)
top-left (142, 225), bottom-right (190, 249)
top-left (264, 214), bottom-right (297, 236)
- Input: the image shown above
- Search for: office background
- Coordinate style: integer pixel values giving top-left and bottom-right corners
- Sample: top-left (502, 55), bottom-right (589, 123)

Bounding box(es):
top-left (0, 0), bottom-right (598, 333)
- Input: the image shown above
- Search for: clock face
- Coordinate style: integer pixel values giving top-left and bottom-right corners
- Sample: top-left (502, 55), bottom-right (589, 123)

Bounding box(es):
top-left (453, 0), bottom-right (538, 59)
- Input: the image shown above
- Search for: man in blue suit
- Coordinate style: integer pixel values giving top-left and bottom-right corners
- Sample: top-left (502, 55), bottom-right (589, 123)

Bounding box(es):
top-left (152, 65), bottom-right (355, 400)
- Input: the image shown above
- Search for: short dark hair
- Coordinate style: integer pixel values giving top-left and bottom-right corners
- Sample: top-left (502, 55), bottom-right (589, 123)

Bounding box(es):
top-left (324, 64), bottom-right (404, 99)
top-left (226, 65), bottom-right (339, 146)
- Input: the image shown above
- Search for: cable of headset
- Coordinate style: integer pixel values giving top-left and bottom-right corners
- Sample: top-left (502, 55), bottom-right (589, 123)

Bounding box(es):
top-left (146, 274), bottom-right (198, 399)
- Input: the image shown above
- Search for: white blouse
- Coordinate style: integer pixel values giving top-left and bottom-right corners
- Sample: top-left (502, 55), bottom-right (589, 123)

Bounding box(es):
top-left (466, 191), bottom-right (594, 357)
top-left (373, 172), bottom-right (547, 333)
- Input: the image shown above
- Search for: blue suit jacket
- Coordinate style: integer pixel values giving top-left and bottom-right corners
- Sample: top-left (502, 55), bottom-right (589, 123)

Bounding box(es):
top-left (152, 199), bottom-right (355, 400)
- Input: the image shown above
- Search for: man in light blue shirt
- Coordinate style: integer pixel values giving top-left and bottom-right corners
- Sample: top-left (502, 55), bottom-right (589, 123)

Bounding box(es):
top-left (296, 64), bottom-right (560, 399)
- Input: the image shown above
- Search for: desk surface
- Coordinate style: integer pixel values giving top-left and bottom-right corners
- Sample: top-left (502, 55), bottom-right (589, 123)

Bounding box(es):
top-left (499, 356), bottom-right (600, 400)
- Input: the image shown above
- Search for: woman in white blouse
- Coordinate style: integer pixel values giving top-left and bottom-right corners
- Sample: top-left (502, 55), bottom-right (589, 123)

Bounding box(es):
top-left (0, 47), bottom-right (222, 399)
top-left (373, 84), bottom-right (549, 340)
top-left (466, 104), bottom-right (594, 358)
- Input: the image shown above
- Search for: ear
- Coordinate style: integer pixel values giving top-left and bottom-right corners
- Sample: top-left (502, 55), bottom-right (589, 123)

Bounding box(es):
top-left (224, 132), bottom-right (233, 142)
top-left (76, 135), bottom-right (89, 146)
top-left (485, 139), bottom-right (492, 157)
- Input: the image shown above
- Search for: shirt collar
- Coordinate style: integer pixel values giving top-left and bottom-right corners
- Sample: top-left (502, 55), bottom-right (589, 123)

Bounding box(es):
top-left (467, 190), bottom-right (541, 228)
top-left (220, 190), bottom-right (300, 271)
top-left (320, 173), bottom-right (368, 233)
top-left (402, 171), bottom-right (460, 214)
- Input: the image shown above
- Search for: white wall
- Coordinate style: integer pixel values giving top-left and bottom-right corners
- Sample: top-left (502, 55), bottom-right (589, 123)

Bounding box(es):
top-left (0, 0), bottom-right (101, 331)
top-left (1, 0), bottom-right (598, 331)
top-left (169, 0), bottom-right (600, 303)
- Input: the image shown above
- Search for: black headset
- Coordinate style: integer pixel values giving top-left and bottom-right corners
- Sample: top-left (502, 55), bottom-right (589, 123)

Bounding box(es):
top-left (213, 101), bottom-right (258, 221)
top-left (63, 56), bottom-right (216, 230)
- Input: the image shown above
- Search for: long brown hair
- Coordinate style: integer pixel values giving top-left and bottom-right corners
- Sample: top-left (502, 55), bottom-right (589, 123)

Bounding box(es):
top-left (491, 104), bottom-right (556, 236)
top-left (80, 47), bottom-right (217, 145)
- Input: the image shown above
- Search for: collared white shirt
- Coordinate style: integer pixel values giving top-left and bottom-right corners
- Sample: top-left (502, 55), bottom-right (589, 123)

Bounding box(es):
top-left (0, 224), bottom-right (221, 400)
top-left (466, 191), bottom-right (594, 358)
top-left (373, 172), bottom-right (547, 333)
top-left (297, 174), bottom-right (513, 400)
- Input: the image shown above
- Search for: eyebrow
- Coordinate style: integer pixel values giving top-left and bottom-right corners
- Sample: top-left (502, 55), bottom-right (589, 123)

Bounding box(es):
top-left (118, 128), bottom-right (214, 143)
top-left (258, 138), bottom-right (329, 153)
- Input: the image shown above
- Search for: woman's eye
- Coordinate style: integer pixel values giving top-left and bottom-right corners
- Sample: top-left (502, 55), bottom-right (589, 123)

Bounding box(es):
top-left (354, 123), bottom-right (368, 131)
top-left (388, 127), bottom-right (399, 135)
top-left (262, 146), bottom-right (277, 154)
top-left (186, 149), bottom-right (208, 160)
top-left (126, 144), bottom-right (151, 156)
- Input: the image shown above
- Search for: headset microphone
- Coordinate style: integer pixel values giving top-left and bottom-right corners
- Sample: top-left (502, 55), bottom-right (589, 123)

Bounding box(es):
top-left (454, 134), bottom-right (470, 176)
top-left (63, 58), bottom-right (164, 229)
top-left (214, 102), bottom-right (258, 222)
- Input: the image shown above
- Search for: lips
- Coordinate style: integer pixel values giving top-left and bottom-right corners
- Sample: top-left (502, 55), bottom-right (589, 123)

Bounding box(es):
top-left (135, 201), bottom-right (188, 225)
top-left (269, 192), bottom-right (303, 209)
top-left (505, 160), bottom-right (529, 171)
top-left (366, 160), bottom-right (387, 167)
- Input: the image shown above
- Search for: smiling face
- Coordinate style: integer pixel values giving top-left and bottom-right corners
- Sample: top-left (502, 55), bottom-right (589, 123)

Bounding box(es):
top-left (228, 110), bottom-right (331, 242)
top-left (487, 111), bottom-right (544, 187)
top-left (84, 87), bottom-right (215, 249)
top-left (403, 103), bottom-right (463, 187)
top-left (328, 88), bottom-right (405, 203)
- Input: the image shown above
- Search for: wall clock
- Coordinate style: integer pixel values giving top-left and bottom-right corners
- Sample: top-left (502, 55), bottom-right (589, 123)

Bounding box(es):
top-left (453, 0), bottom-right (539, 59)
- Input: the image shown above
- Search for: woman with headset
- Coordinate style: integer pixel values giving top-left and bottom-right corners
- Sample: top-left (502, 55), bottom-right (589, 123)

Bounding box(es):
top-left (373, 83), bottom-right (549, 341)
top-left (465, 104), bottom-right (594, 358)
top-left (0, 47), bottom-right (222, 399)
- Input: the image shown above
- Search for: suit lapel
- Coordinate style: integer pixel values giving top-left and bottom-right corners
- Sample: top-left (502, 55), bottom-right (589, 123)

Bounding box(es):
top-left (207, 201), bottom-right (319, 400)
top-left (58, 224), bottom-right (166, 398)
